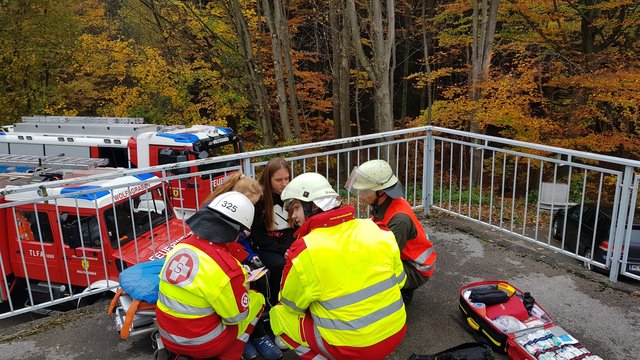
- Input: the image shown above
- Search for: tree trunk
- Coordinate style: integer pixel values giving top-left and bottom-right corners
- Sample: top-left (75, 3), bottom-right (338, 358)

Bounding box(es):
top-left (400, 9), bottom-right (410, 121)
top-left (339, 17), bottom-right (351, 139)
top-left (263, 0), bottom-right (292, 140)
top-left (355, 56), bottom-right (362, 137)
top-left (224, 0), bottom-right (273, 146)
top-left (330, 0), bottom-right (342, 139)
top-left (580, 0), bottom-right (598, 66)
top-left (330, 0), bottom-right (352, 140)
top-left (139, 0), bottom-right (175, 65)
top-left (469, 0), bottom-right (500, 184)
top-left (422, 0), bottom-right (433, 124)
top-left (347, 0), bottom-right (395, 134)
top-left (390, 27), bottom-right (396, 122)
top-left (273, 0), bottom-right (301, 138)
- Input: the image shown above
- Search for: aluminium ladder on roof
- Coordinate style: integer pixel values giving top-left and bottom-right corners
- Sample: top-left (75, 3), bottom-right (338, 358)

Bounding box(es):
top-left (0, 153), bottom-right (109, 170)
top-left (15, 116), bottom-right (156, 137)
top-left (22, 116), bottom-right (145, 124)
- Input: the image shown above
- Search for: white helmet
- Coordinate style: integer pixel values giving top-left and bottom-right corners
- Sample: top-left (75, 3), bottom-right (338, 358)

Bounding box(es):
top-left (208, 191), bottom-right (254, 229)
top-left (345, 159), bottom-right (403, 198)
top-left (281, 172), bottom-right (340, 211)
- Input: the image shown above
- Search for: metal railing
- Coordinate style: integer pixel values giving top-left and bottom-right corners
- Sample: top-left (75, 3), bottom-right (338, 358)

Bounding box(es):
top-left (1, 126), bottom-right (639, 320)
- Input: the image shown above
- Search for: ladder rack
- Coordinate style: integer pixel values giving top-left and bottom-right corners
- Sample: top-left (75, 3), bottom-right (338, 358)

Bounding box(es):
top-left (14, 116), bottom-right (157, 137)
top-left (0, 154), bottom-right (109, 170)
top-left (22, 116), bottom-right (144, 124)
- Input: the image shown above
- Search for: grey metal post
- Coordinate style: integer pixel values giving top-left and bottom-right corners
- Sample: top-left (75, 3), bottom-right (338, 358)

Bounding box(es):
top-left (242, 156), bottom-right (253, 178)
top-left (423, 129), bottom-right (434, 214)
top-left (609, 165), bottom-right (634, 282)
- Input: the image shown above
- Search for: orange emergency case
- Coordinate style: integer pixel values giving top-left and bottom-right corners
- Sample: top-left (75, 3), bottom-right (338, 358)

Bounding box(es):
top-left (459, 280), bottom-right (602, 360)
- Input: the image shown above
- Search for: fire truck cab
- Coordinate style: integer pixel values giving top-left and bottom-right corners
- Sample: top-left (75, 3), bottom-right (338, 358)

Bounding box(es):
top-left (0, 116), bottom-right (242, 217)
top-left (0, 155), bottom-right (188, 307)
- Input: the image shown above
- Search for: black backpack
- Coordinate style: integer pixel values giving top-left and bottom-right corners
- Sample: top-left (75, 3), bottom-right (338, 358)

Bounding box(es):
top-left (408, 342), bottom-right (494, 360)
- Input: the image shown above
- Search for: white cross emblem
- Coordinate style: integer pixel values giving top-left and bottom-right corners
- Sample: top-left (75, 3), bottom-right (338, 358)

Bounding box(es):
top-left (168, 255), bottom-right (191, 282)
top-left (163, 248), bottom-right (199, 286)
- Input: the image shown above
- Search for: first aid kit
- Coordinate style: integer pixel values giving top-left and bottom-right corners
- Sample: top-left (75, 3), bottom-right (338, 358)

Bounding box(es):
top-left (459, 280), bottom-right (602, 360)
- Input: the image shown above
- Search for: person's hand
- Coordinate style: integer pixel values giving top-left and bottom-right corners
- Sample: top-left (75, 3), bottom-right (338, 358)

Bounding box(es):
top-left (250, 255), bottom-right (264, 269)
top-left (242, 264), bottom-right (252, 289)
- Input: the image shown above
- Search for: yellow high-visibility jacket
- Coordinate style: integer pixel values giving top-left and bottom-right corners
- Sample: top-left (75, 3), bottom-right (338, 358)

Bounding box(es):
top-left (279, 205), bottom-right (406, 347)
top-left (156, 235), bottom-right (253, 351)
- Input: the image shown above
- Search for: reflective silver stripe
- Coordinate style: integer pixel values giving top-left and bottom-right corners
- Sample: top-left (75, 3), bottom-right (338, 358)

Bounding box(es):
top-left (312, 355), bottom-right (328, 360)
top-left (239, 332), bottom-right (250, 342)
top-left (414, 247), bottom-right (435, 264)
top-left (159, 322), bottom-right (225, 346)
top-left (313, 324), bottom-right (336, 360)
top-left (280, 296), bottom-right (305, 313)
top-left (158, 293), bottom-right (215, 316)
top-left (397, 270), bottom-right (406, 284)
top-left (312, 297), bottom-right (404, 330)
top-left (412, 261), bottom-right (433, 272)
top-left (318, 275), bottom-right (398, 310)
top-left (237, 312), bottom-right (260, 343)
top-left (223, 309), bottom-right (249, 323)
top-left (294, 345), bottom-right (311, 357)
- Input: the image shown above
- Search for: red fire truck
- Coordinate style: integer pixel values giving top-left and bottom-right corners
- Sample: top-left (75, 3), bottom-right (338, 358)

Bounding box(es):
top-left (0, 116), bottom-right (242, 217)
top-left (0, 155), bottom-right (188, 309)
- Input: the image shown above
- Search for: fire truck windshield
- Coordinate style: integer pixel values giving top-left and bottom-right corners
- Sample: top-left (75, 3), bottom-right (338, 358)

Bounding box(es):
top-left (196, 142), bottom-right (241, 179)
top-left (103, 188), bottom-right (173, 249)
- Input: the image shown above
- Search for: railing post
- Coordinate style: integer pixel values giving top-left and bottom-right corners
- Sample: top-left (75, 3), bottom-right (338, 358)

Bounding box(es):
top-left (423, 128), bottom-right (434, 214)
top-left (242, 156), bottom-right (253, 178)
top-left (609, 165), bottom-right (634, 282)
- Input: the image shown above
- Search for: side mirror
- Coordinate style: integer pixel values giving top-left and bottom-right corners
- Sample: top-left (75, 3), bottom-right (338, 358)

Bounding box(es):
top-left (159, 148), bottom-right (189, 174)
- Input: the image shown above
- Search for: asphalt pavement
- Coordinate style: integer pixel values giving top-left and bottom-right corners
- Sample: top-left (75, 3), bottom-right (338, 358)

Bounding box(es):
top-left (1, 213), bottom-right (639, 360)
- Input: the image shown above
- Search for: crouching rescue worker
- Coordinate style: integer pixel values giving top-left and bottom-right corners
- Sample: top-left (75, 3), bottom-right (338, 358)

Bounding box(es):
top-left (269, 172), bottom-right (407, 360)
top-left (346, 159), bottom-right (437, 305)
top-left (156, 191), bottom-right (266, 360)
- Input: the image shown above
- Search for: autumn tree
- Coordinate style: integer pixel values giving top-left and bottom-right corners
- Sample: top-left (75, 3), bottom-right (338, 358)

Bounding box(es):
top-left (469, 0), bottom-right (500, 132)
top-left (262, 0), bottom-right (301, 140)
top-left (0, 0), bottom-right (91, 123)
top-left (221, 0), bottom-right (274, 146)
top-left (347, 0), bottom-right (396, 134)
top-left (1, 0), bottom-right (639, 157)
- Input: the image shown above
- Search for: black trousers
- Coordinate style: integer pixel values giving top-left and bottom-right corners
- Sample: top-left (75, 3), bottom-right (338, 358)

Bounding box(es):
top-left (402, 260), bottom-right (429, 290)
top-left (255, 250), bottom-right (286, 307)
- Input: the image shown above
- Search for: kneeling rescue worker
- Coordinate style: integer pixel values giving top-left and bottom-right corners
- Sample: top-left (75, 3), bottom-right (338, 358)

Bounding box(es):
top-left (346, 159), bottom-right (437, 305)
top-left (269, 172), bottom-right (407, 360)
top-left (156, 191), bottom-right (270, 360)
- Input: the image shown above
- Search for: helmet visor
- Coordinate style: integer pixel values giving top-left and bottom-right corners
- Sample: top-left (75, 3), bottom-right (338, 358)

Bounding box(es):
top-left (345, 166), bottom-right (394, 191)
top-left (344, 166), bottom-right (360, 191)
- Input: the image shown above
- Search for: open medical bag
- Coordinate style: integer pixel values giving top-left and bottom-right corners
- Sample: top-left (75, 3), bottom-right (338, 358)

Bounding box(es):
top-left (459, 280), bottom-right (602, 360)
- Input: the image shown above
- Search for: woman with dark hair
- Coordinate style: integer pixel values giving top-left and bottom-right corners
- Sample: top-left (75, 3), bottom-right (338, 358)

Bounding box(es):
top-left (251, 158), bottom-right (296, 307)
